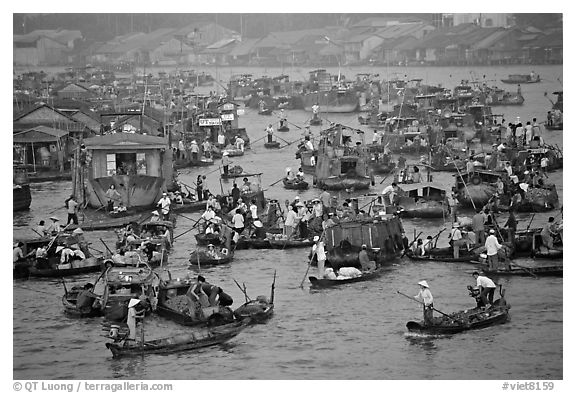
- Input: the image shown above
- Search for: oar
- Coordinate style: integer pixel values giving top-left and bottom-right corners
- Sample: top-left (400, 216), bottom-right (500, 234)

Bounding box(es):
top-left (509, 262), bottom-right (538, 279)
top-left (299, 230), bottom-right (325, 288)
top-left (233, 278), bottom-right (252, 302)
top-left (401, 231), bottom-right (423, 258)
top-left (271, 111), bottom-right (304, 130)
top-left (524, 213), bottom-right (536, 231)
top-left (268, 176), bottom-right (287, 188)
top-left (250, 134), bottom-right (268, 145)
top-left (30, 228), bottom-right (43, 237)
top-left (431, 228), bottom-right (447, 248)
top-left (270, 270), bottom-right (276, 304)
top-left (99, 238), bottom-right (113, 255)
top-left (396, 291), bottom-right (467, 325)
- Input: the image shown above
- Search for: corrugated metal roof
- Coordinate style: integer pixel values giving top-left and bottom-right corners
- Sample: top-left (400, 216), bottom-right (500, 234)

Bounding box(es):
top-left (13, 126), bottom-right (69, 143)
top-left (205, 38), bottom-right (237, 49)
top-left (227, 38), bottom-right (260, 56)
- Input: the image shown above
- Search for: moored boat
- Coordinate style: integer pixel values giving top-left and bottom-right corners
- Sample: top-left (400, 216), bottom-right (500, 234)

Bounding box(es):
top-left (501, 74), bottom-right (541, 84)
top-left (13, 166), bottom-right (32, 211)
top-left (264, 141), bottom-right (281, 149)
top-left (62, 282), bottom-right (104, 318)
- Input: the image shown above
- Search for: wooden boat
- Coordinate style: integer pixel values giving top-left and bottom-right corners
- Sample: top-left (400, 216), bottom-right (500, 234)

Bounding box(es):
top-left (480, 265), bottom-right (562, 277)
top-left (405, 248), bottom-right (480, 263)
top-left (277, 125), bottom-right (290, 132)
top-left (221, 147), bottom-right (244, 157)
top-left (66, 212), bottom-right (150, 232)
top-left (234, 271), bottom-right (275, 323)
top-left (453, 170), bottom-right (500, 209)
top-left (268, 237), bottom-right (315, 249)
top-left (316, 174), bottom-right (372, 191)
top-left (105, 320), bottom-right (247, 358)
top-left (194, 233), bottom-right (223, 246)
top-left (321, 217), bottom-right (405, 268)
top-left (13, 167), bottom-right (31, 211)
top-left (174, 157), bottom-right (214, 169)
top-left (264, 141), bottom-right (281, 149)
top-left (28, 256), bottom-right (104, 278)
top-left (385, 182), bottom-right (451, 219)
top-left (156, 277), bottom-right (236, 326)
top-left (303, 89), bottom-right (358, 113)
top-left (406, 287), bottom-right (510, 334)
top-left (309, 116), bottom-right (322, 126)
top-left (282, 178), bottom-right (309, 190)
top-left (234, 237), bottom-right (272, 250)
top-left (501, 74), bottom-right (541, 84)
top-left (171, 200), bottom-right (206, 213)
top-left (258, 108), bottom-right (273, 115)
top-left (220, 166), bottom-right (261, 179)
top-left (189, 249), bottom-right (234, 266)
top-left (62, 284), bottom-right (103, 318)
top-left (81, 133), bottom-right (175, 209)
top-left (309, 267), bottom-right (383, 288)
top-left (101, 262), bottom-right (159, 322)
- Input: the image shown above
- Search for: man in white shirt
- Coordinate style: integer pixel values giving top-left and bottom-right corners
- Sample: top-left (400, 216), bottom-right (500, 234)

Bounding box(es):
top-left (190, 140), bottom-right (199, 161)
top-left (484, 229), bottom-right (502, 270)
top-left (382, 183), bottom-right (399, 205)
top-left (235, 136), bottom-right (245, 152)
top-left (472, 271), bottom-right (497, 307)
top-left (450, 223), bottom-right (464, 258)
top-left (217, 132), bottom-right (226, 148)
top-left (284, 205), bottom-right (298, 238)
top-left (157, 193), bottom-right (171, 221)
top-left (232, 209), bottom-right (245, 234)
top-left (201, 206), bottom-right (216, 223)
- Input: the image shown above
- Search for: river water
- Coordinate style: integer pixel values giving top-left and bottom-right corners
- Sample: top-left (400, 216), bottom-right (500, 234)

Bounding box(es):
top-left (13, 64), bottom-right (563, 380)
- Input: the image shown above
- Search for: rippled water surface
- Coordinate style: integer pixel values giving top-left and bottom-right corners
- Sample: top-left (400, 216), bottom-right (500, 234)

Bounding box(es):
top-left (13, 65), bottom-right (563, 380)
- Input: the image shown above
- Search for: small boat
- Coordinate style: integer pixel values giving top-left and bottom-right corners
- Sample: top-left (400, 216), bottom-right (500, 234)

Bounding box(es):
top-left (105, 320), bottom-right (247, 358)
top-left (221, 147), bottom-right (244, 157)
top-left (309, 116), bottom-right (322, 126)
top-left (156, 276), bottom-right (236, 327)
top-left (277, 125), bottom-right (290, 132)
top-left (171, 200), bottom-right (206, 213)
top-left (386, 182), bottom-right (451, 219)
top-left (268, 237), bottom-right (315, 249)
top-left (194, 233), bottom-right (223, 246)
top-left (480, 265), bottom-right (563, 277)
top-left (13, 167), bottom-right (32, 211)
top-left (405, 248), bottom-right (480, 263)
top-left (264, 141), bottom-right (281, 149)
top-left (101, 262), bottom-right (159, 322)
top-left (309, 267), bottom-right (384, 288)
top-left (62, 284), bottom-right (103, 318)
top-left (220, 166), bottom-right (262, 180)
top-left (405, 287), bottom-right (510, 335)
top-left (234, 272), bottom-right (276, 323)
top-left (501, 74), bottom-right (541, 84)
top-left (258, 108), bottom-right (273, 116)
top-left (282, 178), bottom-right (309, 190)
top-left (28, 256), bottom-right (105, 278)
top-left (190, 232), bottom-right (234, 267)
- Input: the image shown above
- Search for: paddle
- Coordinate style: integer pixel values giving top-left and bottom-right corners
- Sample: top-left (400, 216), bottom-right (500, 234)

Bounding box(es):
top-left (100, 238), bottom-right (113, 255)
top-left (30, 228), bottom-right (43, 237)
top-left (401, 231), bottom-right (423, 258)
top-left (270, 270), bottom-right (276, 304)
top-left (396, 291), bottom-right (468, 326)
top-left (250, 134), bottom-right (269, 146)
top-left (268, 176), bottom-right (287, 188)
top-left (233, 278), bottom-right (252, 302)
top-left (431, 228), bottom-right (447, 249)
top-left (509, 262), bottom-right (538, 279)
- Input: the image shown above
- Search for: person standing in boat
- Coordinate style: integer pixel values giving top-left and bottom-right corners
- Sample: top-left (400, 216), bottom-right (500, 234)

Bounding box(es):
top-left (414, 280), bottom-right (434, 326)
top-left (279, 109), bottom-right (286, 128)
top-left (284, 205), bottom-right (298, 238)
top-left (202, 139), bottom-right (212, 159)
top-left (449, 223), bottom-right (465, 259)
top-left (312, 235), bottom-right (327, 277)
top-left (472, 272), bottom-right (496, 307)
top-left (157, 192), bottom-right (171, 221)
top-left (221, 151), bottom-right (230, 176)
top-left (382, 183), bottom-right (399, 206)
top-left (410, 166), bottom-right (421, 183)
top-left (105, 185), bottom-right (122, 212)
top-left (190, 140), bottom-right (199, 161)
top-left (196, 175), bottom-right (204, 202)
top-left (217, 131), bottom-right (226, 149)
top-left (66, 196), bottom-right (79, 225)
top-left (127, 298), bottom-right (145, 343)
top-left (46, 216), bottom-right (63, 235)
top-left (235, 135), bottom-right (245, 152)
top-left (472, 209), bottom-right (486, 246)
top-left (540, 217), bottom-right (558, 250)
top-left (484, 229), bottom-right (503, 271)
top-left (266, 124), bottom-right (274, 143)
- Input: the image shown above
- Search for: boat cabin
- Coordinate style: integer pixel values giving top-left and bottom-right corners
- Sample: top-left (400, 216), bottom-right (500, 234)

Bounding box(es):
top-left (454, 169), bottom-right (503, 189)
top-left (315, 124), bottom-right (370, 179)
top-left (82, 132), bottom-right (174, 209)
top-left (324, 216), bottom-right (404, 259)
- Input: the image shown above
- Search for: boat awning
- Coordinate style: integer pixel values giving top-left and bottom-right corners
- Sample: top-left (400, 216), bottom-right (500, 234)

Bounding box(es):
top-left (13, 126), bottom-right (69, 144)
top-left (84, 133), bottom-right (168, 150)
top-left (399, 182), bottom-right (448, 193)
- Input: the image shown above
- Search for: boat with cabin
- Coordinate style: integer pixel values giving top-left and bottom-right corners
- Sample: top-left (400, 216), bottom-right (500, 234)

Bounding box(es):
top-left (501, 74), bottom-right (541, 84)
top-left (78, 133), bottom-right (175, 210)
top-left (302, 70), bottom-right (358, 113)
top-left (313, 124), bottom-right (374, 190)
top-left (384, 181), bottom-right (451, 219)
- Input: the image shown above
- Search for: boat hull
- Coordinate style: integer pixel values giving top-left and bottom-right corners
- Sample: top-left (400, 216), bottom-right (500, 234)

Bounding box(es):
top-left (283, 178), bottom-right (309, 190)
top-left (86, 175), bottom-right (165, 209)
top-left (316, 176), bottom-right (372, 191)
top-left (309, 268), bottom-right (383, 288)
top-left (406, 305), bottom-right (510, 334)
top-left (14, 184), bottom-right (32, 211)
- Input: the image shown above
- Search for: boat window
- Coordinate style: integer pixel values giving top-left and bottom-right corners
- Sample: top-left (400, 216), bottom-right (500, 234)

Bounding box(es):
top-left (106, 154), bottom-right (116, 176)
top-left (136, 153), bottom-right (147, 174)
top-left (341, 160), bottom-right (357, 174)
top-left (115, 153), bottom-right (138, 175)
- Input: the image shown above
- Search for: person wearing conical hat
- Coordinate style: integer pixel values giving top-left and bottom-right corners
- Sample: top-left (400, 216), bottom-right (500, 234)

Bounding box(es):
top-left (127, 298), bottom-right (142, 342)
top-left (415, 280), bottom-right (434, 326)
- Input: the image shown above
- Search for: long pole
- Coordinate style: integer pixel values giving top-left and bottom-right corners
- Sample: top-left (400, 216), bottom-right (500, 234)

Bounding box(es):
top-left (396, 291), bottom-right (466, 325)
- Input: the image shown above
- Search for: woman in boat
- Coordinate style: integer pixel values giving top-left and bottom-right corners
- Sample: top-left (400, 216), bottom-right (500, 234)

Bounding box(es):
top-left (105, 185), bottom-right (122, 212)
top-left (76, 283), bottom-right (101, 313)
top-left (358, 244), bottom-right (376, 272)
top-left (196, 175), bottom-right (204, 202)
top-left (414, 280), bottom-right (434, 326)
